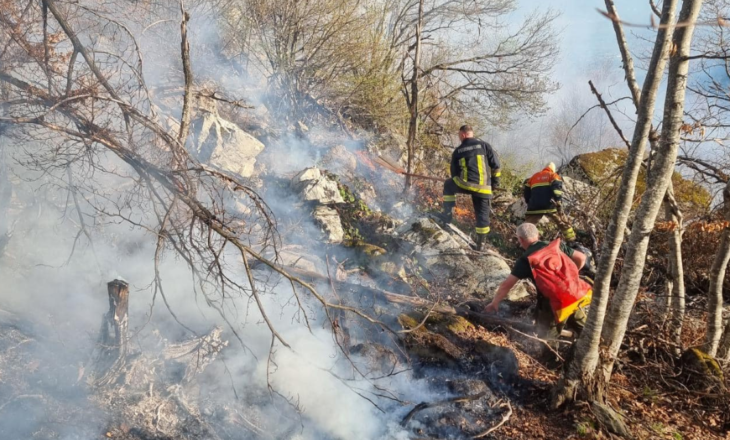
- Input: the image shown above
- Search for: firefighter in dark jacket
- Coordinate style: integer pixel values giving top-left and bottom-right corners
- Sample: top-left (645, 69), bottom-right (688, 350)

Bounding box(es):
top-left (523, 163), bottom-right (577, 242)
top-left (439, 125), bottom-right (501, 251)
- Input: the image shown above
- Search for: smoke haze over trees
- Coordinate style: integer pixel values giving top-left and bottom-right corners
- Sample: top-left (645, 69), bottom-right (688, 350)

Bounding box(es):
top-left (1, 0), bottom-right (730, 439)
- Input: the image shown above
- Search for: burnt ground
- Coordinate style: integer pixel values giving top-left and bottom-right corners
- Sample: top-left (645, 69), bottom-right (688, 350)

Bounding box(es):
top-left (1, 292), bottom-right (728, 439)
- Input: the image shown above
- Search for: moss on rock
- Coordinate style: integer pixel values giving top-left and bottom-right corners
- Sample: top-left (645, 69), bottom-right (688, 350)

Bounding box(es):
top-left (564, 148), bottom-right (711, 216)
top-left (679, 348), bottom-right (725, 391)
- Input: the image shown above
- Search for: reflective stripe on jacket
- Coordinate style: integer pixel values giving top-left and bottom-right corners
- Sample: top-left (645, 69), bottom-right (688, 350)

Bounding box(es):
top-left (450, 138), bottom-right (501, 196)
top-left (523, 167), bottom-right (564, 214)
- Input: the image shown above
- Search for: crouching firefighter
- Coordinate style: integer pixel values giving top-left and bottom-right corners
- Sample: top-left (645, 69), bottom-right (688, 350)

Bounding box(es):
top-left (485, 223), bottom-right (592, 357)
top-left (523, 163), bottom-right (577, 242)
top-left (438, 125), bottom-right (501, 251)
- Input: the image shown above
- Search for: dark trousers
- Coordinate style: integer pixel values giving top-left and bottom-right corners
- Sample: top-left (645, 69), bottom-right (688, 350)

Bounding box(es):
top-left (442, 179), bottom-right (491, 235)
top-left (534, 294), bottom-right (588, 352)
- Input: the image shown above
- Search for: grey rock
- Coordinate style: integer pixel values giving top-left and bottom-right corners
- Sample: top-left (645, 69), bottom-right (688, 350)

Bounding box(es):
top-left (312, 205), bottom-right (345, 244)
top-left (191, 106), bottom-right (265, 178)
top-left (277, 247), bottom-right (327, 275)
top-left (292, 167), bottom-right (344, 204)
top-left (396, 217), bottom-right (528, 301)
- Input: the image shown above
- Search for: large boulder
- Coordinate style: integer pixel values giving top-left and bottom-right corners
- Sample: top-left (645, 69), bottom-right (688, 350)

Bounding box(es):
top-left (395, 217), bottom-right (528, 301)
top-left (190, 99), bottom-right (265, 178)
top-left (561, 148), bottom-right (711, 219)
top-left (291, 167), bottom-right (344, 204)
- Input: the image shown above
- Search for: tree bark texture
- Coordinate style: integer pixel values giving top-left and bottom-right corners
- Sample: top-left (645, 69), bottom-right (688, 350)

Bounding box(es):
top-left (604, 0), bottom-right (641, 107)
top-left (556, 0), bottom-right (679, 407)
top-left (405, 0), bottom-right (424, 190)
top-left (707, 179), bottom-right (730, 356)
top-left (663, 182), bottom-right (685, 351)
top-left (104, 279), bottom-right (130, 359)
top-left (600, 0), bottom-right (704, 380)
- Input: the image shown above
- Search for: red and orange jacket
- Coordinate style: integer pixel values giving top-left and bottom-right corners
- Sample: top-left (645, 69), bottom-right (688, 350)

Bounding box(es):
top-left (527, 239), bottom-right (592, 323)
top-left (523, 167), bottom-right (564, 214)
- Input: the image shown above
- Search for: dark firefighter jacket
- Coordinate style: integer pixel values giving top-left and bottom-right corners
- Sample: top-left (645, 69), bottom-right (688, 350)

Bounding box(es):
top-left (449, 138), bottom-right (501, 197)
top-left (523, 167), bottom-right (564, 214)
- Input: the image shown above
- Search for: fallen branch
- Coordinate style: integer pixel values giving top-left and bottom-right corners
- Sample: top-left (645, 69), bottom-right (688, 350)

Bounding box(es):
top-left (372, 155), bottom-right (446, 182)
top-left (472, 400), bottom-right (512, 439)
top-left (401, 391), bottom-right (488, 427)
top-left (249, 262), bottom-right (456, 314)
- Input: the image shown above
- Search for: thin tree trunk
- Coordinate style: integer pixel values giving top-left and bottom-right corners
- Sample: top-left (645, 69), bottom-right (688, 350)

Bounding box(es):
top-left (405, 0), bottom-right (423, 190)
top-left (663, 182), bottom-right (685, 351)
top-left (718, 318), bottom-right (730, 362)
top-left (600, 0), bottom-right (704, 381)
top-left (554, 0), bottom-right (679, 408)
top-left (706, 179), bottom-right (730, 356)
top-left (604, 0), bottom-right (641, 107)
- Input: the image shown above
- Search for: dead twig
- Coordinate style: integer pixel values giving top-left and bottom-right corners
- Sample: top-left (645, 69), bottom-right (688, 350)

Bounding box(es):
top-left (588, 80), bottom-right (631, 150)
top-left (400, 392), bottom-right (488, 427)
top-left (472, 400), bottom-right (513, 439)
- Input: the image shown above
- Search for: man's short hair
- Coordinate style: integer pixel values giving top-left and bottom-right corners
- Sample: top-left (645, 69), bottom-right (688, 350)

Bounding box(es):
top-left (459, 125), bottom-right (473, 134)
top-left (516, 223), bottom-right (539, 241)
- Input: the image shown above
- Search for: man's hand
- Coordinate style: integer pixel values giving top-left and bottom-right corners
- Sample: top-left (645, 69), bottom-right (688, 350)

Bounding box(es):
top-left (485, 300), bottom-right (499, 314)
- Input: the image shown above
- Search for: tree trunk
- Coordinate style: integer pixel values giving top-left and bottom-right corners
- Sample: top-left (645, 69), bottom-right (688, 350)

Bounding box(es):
top-left (404, 0), bottom-right (424, 190)
top-left (104, 279), bottom-right (130, 359)
top-left (554, 0), bottom-right (679, 408)
top-left (663, 182), bottom-right (685, 352)
top-left (706, 179), bottom-right (730, 356)
top-left (718, 317), bottom-right (730, 362)
top-left (94, 279), bottom-right (130, 386)
top-left (0, 144), bottom-right (12, 257)
top-left (600, 0), bottom-right (704, 381)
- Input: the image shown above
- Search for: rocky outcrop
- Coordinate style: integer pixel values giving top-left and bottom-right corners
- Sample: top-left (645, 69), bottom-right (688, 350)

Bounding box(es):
top-left (395, 217), bottom-right (528, 301)
top-left (561, 148), bottom-right (711, 217)
top-left (292, 167), bottom-right (344, 204)
top-left (190, 99), bottom-right (265, 178)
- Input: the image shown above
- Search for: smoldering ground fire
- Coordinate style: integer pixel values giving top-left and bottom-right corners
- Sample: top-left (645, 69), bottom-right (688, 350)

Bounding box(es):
top-left (3, 0), bottom-right (730, 439)
top-left (0, 2), bottom-right (525, 438)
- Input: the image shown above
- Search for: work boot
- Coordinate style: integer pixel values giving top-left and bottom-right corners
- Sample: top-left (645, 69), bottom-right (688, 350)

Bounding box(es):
top-left (475, 234), bottom-right (487, 252)
top-left (432, 211), bottom-right (452, 226)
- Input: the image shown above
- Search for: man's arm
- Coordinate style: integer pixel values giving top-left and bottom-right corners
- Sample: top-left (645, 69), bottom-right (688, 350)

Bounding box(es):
top-left (522, 178), bottom-right (531, 203)
top-left (485, 274), bottom-right (519, 313)
top-left (485, 143), bottom-right (501, 188)
top-left (550, 174), bottom-right (564, 203)
top-left (450, 151), bottom-right (458, 178)
top-left (571, 250), bottom-right (586, 270)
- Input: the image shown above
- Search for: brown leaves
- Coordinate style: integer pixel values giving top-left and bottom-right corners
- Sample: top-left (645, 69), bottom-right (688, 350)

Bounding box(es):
top-left (680, 121), bottom-right (705, 138)
top-left (654, 220), bottom-right (730, 233)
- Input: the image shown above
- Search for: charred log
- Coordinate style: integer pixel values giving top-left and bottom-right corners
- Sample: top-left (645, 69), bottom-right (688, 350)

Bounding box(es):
top-left (94, 279), bottom-right (130, 386)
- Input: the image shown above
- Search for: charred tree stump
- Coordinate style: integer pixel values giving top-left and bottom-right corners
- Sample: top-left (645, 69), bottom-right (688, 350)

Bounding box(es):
top-left (94, 279), bottom-right (130, 386)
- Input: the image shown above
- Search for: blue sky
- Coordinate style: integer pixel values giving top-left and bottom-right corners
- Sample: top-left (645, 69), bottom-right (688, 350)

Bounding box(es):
top-left (486, 1), bottom-right (666, 164)
top-left (520, 0), bottom-right (654, 90)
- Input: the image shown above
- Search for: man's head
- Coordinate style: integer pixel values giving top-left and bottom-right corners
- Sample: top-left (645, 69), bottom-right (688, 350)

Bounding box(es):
top-left (546, 162), bottom-right (556, 172)
top-left (458, 125), bottom-right (474, 142)
top-left (516, 222), bottom-right (540, 249)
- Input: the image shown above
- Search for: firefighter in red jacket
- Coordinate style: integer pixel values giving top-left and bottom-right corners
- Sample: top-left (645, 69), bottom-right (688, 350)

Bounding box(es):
top-left (485, 223), bottom-right (592, 349)
top-left (438, 125), bottom-right (501, 251)
top-left (523, 163), bottom-right (577, 242)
